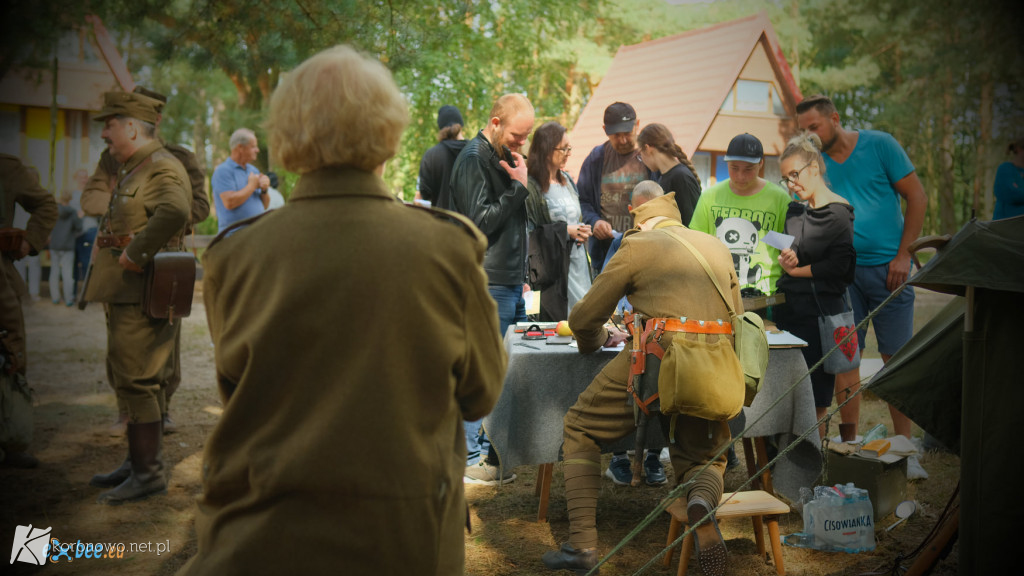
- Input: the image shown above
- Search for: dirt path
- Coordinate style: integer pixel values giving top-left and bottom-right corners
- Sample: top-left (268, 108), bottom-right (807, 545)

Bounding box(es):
top-left (2, 287), bottom-right (960, 575)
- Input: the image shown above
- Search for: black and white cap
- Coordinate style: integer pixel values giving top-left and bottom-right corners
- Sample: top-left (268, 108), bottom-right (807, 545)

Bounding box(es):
top-left (723, 133), bottom-right (764, 163)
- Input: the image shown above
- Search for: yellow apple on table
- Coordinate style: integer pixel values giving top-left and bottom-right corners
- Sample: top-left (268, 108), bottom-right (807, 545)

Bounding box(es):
top-left (556, 320), bottom-right (573, 336)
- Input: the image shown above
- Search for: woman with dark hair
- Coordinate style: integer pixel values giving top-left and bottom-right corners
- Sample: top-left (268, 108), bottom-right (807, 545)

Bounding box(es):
top-left (525, 121), bottom-right (592, 320)
top-left (637, 123), bottom-right (702, 224)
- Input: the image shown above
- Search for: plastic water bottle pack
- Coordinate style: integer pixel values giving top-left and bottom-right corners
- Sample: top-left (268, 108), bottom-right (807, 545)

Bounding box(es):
top-left (783, 483), bottom-right (876, 553)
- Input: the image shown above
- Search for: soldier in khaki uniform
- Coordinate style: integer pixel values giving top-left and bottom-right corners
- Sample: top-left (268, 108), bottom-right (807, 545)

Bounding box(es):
top-left (543, 193), bottom-right (742, 576)
top-left (176, 46), bottom-right (506, 576)
top-left (0, 154), bottom-right (57, 468)
top-left (81, 91), bottom-right (192, 504)
top-left (81, 85), bottom-right (209, 436)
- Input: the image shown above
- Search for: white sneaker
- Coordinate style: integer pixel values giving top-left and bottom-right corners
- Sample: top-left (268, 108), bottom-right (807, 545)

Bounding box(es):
top-left (907, 454), bottom-right (929, 480)
top-left (659, 447), bottom-right (671, 465)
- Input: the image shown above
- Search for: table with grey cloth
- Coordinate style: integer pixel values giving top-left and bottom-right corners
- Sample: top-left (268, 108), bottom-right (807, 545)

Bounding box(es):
top-left (730, 347), bottom-right (823, 503)
top-left (483, 327), bottom-right (821, 503)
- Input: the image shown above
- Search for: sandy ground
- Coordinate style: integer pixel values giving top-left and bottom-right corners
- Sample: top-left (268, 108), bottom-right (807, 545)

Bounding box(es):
top-left (1, 285), bottom-right (961, 575)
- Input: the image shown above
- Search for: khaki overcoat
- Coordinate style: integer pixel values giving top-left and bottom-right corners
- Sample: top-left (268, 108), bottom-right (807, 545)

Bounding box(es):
top-left (180, 166), bottom-right (506, 576)
top-left (82, 140), bottom-right (191, 303)
top-left (82, 140), bottom-right (209, 229)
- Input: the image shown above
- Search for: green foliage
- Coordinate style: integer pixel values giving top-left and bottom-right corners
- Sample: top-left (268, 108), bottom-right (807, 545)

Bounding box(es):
top-left (74, 0), bottom-right (1022, 232)
top-left (194, 214), bottom-right (218, 236)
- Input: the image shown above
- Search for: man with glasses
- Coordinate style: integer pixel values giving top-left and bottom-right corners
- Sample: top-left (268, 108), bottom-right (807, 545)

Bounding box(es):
top-left (689, 133), bottom-right (790, 298)
top-left (576, 102), bottom-right (653, 275)
top-left (450, 93), bottom-right (535, 486)
top-left (796, 94), bottom-right (928, 479)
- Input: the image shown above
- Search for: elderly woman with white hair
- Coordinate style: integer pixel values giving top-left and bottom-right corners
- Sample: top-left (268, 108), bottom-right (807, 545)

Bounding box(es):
top-left (178, 45), bottom-right (506, 576)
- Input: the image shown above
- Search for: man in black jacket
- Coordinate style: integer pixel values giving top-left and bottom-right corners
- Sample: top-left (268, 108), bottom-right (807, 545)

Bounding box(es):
top-left (450, 93), bottom-right (534, 485)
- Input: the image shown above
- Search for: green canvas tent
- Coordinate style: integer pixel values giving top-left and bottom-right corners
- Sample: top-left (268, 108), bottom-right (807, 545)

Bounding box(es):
top-left (867, 215), bottom-right (1024, 575)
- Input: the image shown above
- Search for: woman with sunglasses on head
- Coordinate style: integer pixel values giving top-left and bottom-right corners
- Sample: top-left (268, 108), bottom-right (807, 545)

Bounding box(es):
top-left (774, 132), bottom-right (859, 439)
top-left (525, 121), bottom-right (592, 320)
top-left (636, 123), bottom-right (701, 224)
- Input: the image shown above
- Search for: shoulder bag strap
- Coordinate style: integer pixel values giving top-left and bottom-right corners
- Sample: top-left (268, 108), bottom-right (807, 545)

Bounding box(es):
top-left (659, 228), bottom-right (736, 317)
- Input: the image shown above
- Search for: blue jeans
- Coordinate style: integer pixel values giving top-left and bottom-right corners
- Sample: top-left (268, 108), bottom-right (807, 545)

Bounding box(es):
top-left (848, 263), bottom-right (915, 356)
top-left (465, 284), bottom-right (527, 466)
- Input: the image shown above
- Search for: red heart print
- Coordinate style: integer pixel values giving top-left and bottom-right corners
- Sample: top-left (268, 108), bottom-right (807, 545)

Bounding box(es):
top-left (833, 326), bottom-right (859, 361)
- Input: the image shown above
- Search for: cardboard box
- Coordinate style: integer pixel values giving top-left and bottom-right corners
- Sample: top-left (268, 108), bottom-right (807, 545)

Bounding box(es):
top-left (824, 451), bottom-right (907, 520)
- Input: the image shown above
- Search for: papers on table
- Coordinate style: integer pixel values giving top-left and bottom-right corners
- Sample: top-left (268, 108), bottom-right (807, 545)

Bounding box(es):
top-left (766, 329), bottom-right (807, 348)
top-left (524, 291), bottom-right (540, 316)
top-left (762, 231), bottom-right (795, 251)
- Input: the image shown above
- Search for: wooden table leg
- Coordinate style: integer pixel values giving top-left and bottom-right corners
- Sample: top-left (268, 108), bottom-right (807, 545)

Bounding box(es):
top-left (754, 437), bottom-right (774, 495)
top-left (537, 462), bottom-right (554, 523)
top-left (742, 437), bottom-right (761, 490)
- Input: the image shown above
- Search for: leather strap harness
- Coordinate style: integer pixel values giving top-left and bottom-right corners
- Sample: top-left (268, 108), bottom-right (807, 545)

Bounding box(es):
top-left (624, 311), bottom-right (733, 416)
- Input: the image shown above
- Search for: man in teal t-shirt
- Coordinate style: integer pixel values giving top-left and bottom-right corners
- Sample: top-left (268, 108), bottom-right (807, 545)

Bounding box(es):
top-left (690, 133), bottom-right (790, 296)
top-left (798, 94), bottom-right (928, 479)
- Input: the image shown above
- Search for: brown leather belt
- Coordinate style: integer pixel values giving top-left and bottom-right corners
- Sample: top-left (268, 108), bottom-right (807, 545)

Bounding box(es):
top-left (96, 235), bottom-right (132, 248)
top-left (655, 317), bottom-right (733, 335)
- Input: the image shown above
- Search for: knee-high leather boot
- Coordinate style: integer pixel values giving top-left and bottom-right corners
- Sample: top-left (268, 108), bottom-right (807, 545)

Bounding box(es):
top-left (97, 421), bottom-right (166, 505)
top-left (89, 456), bottom-right (131, 488)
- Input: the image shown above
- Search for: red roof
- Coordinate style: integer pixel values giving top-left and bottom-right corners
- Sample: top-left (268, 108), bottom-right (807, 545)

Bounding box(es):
top-left (565, 11), bottom-right (801, 179)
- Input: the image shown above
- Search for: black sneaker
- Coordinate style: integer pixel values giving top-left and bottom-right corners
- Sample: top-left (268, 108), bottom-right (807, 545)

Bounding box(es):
top-left (643, 453), bottom-right (667, 486)
top-left (604, 454), bottom-right (631, 486)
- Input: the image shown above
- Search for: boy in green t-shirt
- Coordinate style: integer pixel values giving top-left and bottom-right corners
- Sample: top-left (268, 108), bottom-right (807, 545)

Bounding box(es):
top-left (689, 133), bottom-right (791, 296)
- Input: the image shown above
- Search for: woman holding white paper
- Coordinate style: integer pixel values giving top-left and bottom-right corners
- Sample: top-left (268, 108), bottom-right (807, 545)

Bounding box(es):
top-left (774, 133), bottom-right (859, 438)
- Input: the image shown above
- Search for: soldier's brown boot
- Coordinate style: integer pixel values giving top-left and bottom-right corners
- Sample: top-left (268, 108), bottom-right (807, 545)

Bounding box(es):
top-left (89, 457), bottom-right (131, 488)
top-left (97, 421), bottom-right (166, 505)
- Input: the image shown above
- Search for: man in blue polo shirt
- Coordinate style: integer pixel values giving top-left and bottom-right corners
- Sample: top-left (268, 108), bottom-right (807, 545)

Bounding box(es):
top-left (213, 128), bottom-right (270, 233)
top-left (797, 94), bottom-right (929, 479)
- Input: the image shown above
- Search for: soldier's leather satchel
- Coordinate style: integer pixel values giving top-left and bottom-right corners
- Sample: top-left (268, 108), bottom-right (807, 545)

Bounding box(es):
top-left (142, 252), bottom-right (196, 322)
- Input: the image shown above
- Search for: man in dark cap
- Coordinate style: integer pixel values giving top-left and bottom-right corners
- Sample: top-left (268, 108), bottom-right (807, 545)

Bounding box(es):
top-left (80, 85), bottom-right (208, 436)
top-left (415, 104), bottom-right (466, 210)
top-left (80, 90), bottom-right (192, 504)
top-left (577, 102), bottom-right (653, 276)
top-left (575, 101), bottom-right (663, 486)
top-left (1, 154), bottom-right (57, 468)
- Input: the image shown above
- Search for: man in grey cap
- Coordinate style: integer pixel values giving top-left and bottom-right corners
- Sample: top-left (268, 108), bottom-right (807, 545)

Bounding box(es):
top-left (415, 104), bottom-right (466, 210)
top-left (81, 90), bottom-right (192, 504)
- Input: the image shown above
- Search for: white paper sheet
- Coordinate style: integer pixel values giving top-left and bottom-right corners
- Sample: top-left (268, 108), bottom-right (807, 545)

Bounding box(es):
top-left (762, 230), bottom-right (795, 251)
top-left (766, 329), bottom-right (808, 347)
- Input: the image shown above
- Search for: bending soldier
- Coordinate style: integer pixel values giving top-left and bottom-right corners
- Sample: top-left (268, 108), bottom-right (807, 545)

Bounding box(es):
top-left (543, 193), bottom-right (741, 576)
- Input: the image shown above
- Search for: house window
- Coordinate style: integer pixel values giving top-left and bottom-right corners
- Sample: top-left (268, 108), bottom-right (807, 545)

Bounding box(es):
top-left (0, 110), bottom-right (18, 156)
top-left (720, 80), bottom-right (786, 116)
top-left (763, 156), bottom-right (782, 191)
top-left (692, 152), bottom-right (711, 190)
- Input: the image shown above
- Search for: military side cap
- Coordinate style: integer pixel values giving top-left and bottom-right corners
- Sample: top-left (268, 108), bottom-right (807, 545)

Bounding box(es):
top-left (93, 91), bottom-right (163, 124)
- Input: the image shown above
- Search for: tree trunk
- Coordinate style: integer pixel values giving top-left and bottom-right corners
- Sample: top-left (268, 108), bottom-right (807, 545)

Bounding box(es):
top-left (939, 66), bottom-right (956, 234)
top-left (974, 73), bottom-right (994, 219)
top-left (789, 0), bottom-right (800, 86)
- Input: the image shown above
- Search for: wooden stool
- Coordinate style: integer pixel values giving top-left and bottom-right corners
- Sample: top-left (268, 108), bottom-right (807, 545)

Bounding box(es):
top-left (663, 490), bottom-right (789, 575)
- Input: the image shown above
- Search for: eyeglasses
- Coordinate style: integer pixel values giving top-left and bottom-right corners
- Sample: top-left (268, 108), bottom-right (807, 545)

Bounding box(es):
top-left (779, 161), bottom-right (814, 187)
top-left (555, 145), bottom-right (573, 154)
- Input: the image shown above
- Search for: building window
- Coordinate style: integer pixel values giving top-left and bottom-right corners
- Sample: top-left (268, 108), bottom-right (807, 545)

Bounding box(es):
top-left (692, 152), bottom-right (711, 190)
top-left (763, 156), bottom-right (782, 191)
top-left (720, 80), bottom-right (786, 116)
